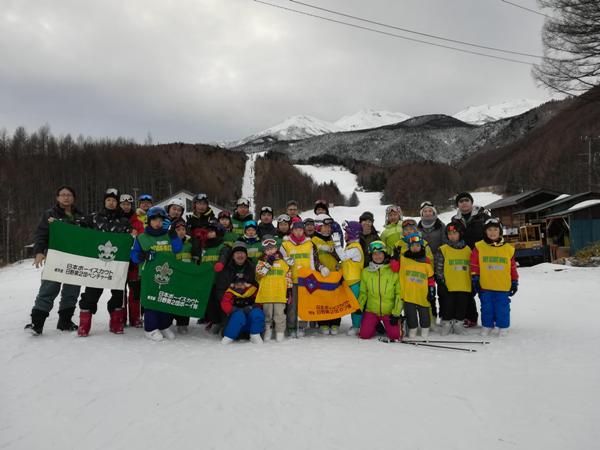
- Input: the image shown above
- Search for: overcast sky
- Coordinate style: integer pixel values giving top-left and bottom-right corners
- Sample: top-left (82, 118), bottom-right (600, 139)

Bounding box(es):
top-left (0, 0), bottom-right (556, 143)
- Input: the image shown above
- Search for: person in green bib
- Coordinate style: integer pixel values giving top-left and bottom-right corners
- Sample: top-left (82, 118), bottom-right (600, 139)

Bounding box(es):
top-left (231, 198), bottom-right (253, 236)
top-left (218, 210), bottom-right (240, 247)
top-left (239, 220), bottom-right (263, 263)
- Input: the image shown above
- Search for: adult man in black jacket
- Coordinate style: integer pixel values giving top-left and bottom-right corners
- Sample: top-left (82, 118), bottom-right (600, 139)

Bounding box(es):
top-left (451, 192), bottom-right (492, 326)
top-left (25, 186), bottom-right (84, 335)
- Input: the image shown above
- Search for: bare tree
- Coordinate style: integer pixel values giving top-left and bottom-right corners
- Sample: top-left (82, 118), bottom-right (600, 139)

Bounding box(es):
top-left (533, 0), bottom-right (600, 95)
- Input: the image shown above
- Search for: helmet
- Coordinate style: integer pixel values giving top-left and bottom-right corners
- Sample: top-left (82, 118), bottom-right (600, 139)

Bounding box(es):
top-left (138, 194), bottom-right (153, 202)
top-left (119, 194), bottom-right (134, 204)
top-left (218, 210), bottom-right (232, 219)
top-left (484, 217), bottom-right (503, 235)
top-left (147, 206), bottom-right (168, 221)
top-left (193, 193), bottom-right (208, 203)
top-left (403, 232), bottom-right (424, 246)
top-left (244, 220), bottom-right (258, 230)
top-left (167, 198), bottom-right (185, 212)
top-left (368, 240), bottom-right (387, 254)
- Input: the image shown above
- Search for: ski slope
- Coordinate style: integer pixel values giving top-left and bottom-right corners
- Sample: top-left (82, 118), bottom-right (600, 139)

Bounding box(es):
top-left (1, 261), bottom-right (599, 450)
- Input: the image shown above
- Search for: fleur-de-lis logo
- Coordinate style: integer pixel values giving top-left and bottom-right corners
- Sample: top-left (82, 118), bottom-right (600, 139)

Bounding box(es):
top-left (98, 241), bottom-right (118, 262)
top-left (154, 262), bottom-right (173, 286)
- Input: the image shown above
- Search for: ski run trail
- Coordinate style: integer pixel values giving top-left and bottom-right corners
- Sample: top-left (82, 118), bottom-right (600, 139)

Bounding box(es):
top-left (2, 164), bottom-right (598, 450)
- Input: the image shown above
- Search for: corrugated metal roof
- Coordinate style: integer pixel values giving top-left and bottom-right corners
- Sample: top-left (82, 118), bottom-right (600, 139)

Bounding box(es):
top-left (544, 200), bottom-right (600, 218)
top-left (485, 189), bottom-right (560, 210)
top-left (516, 192), bottom-right (600, 214)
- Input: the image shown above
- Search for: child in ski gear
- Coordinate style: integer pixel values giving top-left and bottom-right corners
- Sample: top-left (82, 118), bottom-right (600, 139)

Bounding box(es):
top-left (336, 221), bottom-right (364, 336)
top-left (26, 186), bottom-right (84, 335)
top-left (380, 205), bottom-right (403, 252)
top-left (358, 211), bottom-right (380, 267)
top-left (314, 199), bottom-right (345, 247)
top-left (391, 219), bottom-right (434, 270)
top-left (210, 241), bottom-right (256, 335)
top-left (173, 219), bottom-right (192, 263)
top-left (280, 221), bottom-right (327, 337)
top-left (275, 214), bottom-right (291, 243)
top-left (435, 222), bottom-right (471, 336)
top-left (240, 220), bottom-right (262, 263)
top-left (186, 193), bottom-right (216, 250)
top-left (77, 189), bottom-right (134, 337)
top-left (358, 241), bottom-right (402, 341)
top-left (258, 206), bottom-right (276, 238)
top-left (452, 192), bottom-right (491, 328)
top-left (217, 210), bottom-right (239, 247)
top-left (255, 235), bottom-right (291, 342)
top-left (120, 193), bottom-right (144, 327)
top-left (303, 217), bottom-right (316, 238)
top-left (312, 214), bottom-right (342, 335)
top-left (220, 273), bottom-right (264, 344)
top-left (136, 194), bottom-right (153, 228)
top-left (130, 206), bottom-right (183, 341)
top-left (166, 198), bottom-right (185, 221)
top-left (470, 218), bottom-right (518, 337)
top-left (231, 197), bottom-right (253, 236)
top-left (392, 233), bottom-right (435, 339)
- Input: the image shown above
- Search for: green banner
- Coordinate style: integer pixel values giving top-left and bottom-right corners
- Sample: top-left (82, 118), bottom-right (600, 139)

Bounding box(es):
top-left (42, 221), bottom-right (133, 289)
top-left (140, 253), bottom-right (216, 317)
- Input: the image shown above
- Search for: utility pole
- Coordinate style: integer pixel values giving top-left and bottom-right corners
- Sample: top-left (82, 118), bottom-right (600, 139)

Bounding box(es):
top-left (581, 136), bottom-right (599, 192)
top-left (133, 187), bottom-right (139, 207)
top-left (5, 197), bottom-right (12, 264)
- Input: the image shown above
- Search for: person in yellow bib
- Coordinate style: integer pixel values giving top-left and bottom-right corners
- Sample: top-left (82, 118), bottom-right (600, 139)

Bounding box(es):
top-left (471, 218), bottom-right (519, 337)
top-left (280, 221), bottom-right (328, 337)
top-left (335, 221), bottom-right (365, 336)
top-left (435, 222), bottom-right (472, 336)
top-left (392, 232), bottom-right (436, 339)
top-left (255, 235), bottom-right (291, 343)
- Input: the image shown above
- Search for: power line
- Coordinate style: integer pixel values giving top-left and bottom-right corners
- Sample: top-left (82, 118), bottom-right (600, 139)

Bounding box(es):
top-left (254, 0), bottom-right (535, 65)
top-left (290, 0), bottom-right (543, 59)
top-left (499, 0), bottom-right (551, 18)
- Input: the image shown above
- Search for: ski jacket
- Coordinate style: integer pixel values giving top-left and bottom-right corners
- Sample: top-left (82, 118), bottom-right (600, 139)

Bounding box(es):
top-left (257, 222), bottom-right (276, 239)
top-left (339, 241), bottom-right (364, 285)
top-left (358, 263), bottom-right (402, 317)
top-left (471, 239), bottom-right (518, 291)
top-left (452, 206), bottom-right (491, 249)
top-left (221, 285), bottom-right (258, 315)
top-left (255, 255), bottom-right (291, 304)
top-left (214, 258), bottom-right (257, 305)
top-left (33, 204), bottom-right (84, 255)
top-left (417, 218), bottom-right (446, 256)
top-left (82, 208), bottom-right (132, 234)
top-left (436, 241), bottom-right (471, 292)
top-left (380, 222), bottom-right (403, 253)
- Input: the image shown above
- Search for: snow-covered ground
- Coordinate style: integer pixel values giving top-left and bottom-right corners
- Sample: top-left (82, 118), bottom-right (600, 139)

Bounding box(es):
top-left (2, 260), bottom-right (599, 450)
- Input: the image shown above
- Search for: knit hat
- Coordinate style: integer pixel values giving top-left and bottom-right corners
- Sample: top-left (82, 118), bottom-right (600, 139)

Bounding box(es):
top-left (244, 220), bottom-right (258, 231)
top-left (313, 199), bottom-right (329, 215)
top-left (104, 188), bottom-right (119, 202)
top-left (455, 192), bottom-right (474, 206)
top-left (291, 221), bottom-right (305, 230)
top-left (445, 221), bottom-right (465, 239)
top-left (419, 201), bottom-right (438, 217)
top-left (343, 220), bottom-right (362, 241)
top-left (218, 210), bottom-right (232, 219)
top-left (231, 241), bottom-right (248, 254)
top-left (359, 211), bottom-right (374, 222)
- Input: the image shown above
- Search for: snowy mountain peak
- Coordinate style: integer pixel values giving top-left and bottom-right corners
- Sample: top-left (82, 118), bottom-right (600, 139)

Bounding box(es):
top-left (453, 99), bottom-right (545, 125)
top-left (334, 109), bottom-right (411, 131)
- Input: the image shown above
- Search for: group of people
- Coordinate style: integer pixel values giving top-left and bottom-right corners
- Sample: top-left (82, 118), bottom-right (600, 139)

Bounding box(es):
top-left (25, 186), bottom-right (519, 344)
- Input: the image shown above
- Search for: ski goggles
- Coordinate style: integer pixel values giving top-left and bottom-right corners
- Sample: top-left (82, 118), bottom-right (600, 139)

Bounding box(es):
top-left (262, 238), bottom-right (277, 247)
top-left (174, 220), bottom-right (187, 229)
top-left (138, 194), bottom-right (153, 202)
top-left (405, 233), bottom-right (423, 245)
top-left (236, 197), bottom-right (250, 206)
top-left (321, 218), bottom-right (334, 226)
top-left (105, 188), bottom-right (119, 196)
top-left (369, 241), bottom-right (387, 254)
top-left (277, 214), bottom-right (291, 222)
top-left (193, 193), bottom-right (208, 202)
top-left (260, 206), bottom-right (273, 214)
top-left (303, 218), bottom-right (315, 225)
top-left (386, 205), bottom-right (402, 214)
top-left (119, 194), bottom-right (133, 204)
top-left (485, 217), bottom-right (502, 227)
top-left (402, 219), bottom-right (417, 228)
top-left (420, 201), bottom-right (434, 209)
top-left (218, 210), bottom-right (232, 218)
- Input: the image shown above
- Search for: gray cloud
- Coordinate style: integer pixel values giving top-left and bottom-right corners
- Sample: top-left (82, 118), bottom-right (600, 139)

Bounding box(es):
top-left (0, 0), bottom-right (553, 142)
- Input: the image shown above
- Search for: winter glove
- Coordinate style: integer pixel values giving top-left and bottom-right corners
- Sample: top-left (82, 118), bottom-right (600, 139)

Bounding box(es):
top-left (140, 250), bottom-right (155, 262)
top-left (162, 218), bottom-right (172, 232)
top-left (435, 276), bottom-right (446, 290)
top-left (389, 315), bottom-right (400, 326)
top-left (389, 259), bottom-right (400, 272)
top-left (319, 266), bottom-right (331, 277)
top-left (266, 254), bottom-right (276, 265)
top-left (509, 280), bottom-right (519, 296)
top-left (214, 262), bottom-right (224, 273)
top-left (256, 262), bottom-right (270, 277)
top-left (428, 286), bottom-right (436, 303)
top-left (284, 256), bottom-right (295, 266)
top-left (471, 275), bottom-right (481, 295)
top-left (192, 256), bottom-right (201, 265)
top-left (332, 232), bottom-right (342, 246)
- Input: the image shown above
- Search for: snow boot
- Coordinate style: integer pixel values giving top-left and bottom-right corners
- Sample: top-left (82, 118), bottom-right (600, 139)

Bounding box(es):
top-left (250, 333), bottom-right (263, 344)
top-left (480, 327), bottom-right (493, 337)
top-left (25, 309), bottom-right (49, 336)
top-left (407, 328), bottom-right (418, 339)
top-left (221, 336), bottom-right (234, 345)
top-left (56, 307), bottom-right (78, 331)
top-left (330, 325), bottom-right (339, 335)
top-left (177, 325), bottom-right (189, 335)
top-left (146, 329), bottom-right (164, 342)
top-left (128, 298), bottom-right (142, 328)
top-left (440, 320), bottom-right (452, 336)
top-left (77, 310), bottom-right (92, 337)
top-left (263, 326), bottom-right (272, 341)
top-left (452, 320), bottom-right (465, 335)
top-left (421, 327), bottom-right (430, 339)
top-left (109, 309), bottom-right (125, 334)
top-left (275, 331), bottom-right (285, 342)
top-left (498, 328), bottom-right (509, 337)
top-left (347, 327), bottom-right (358, 336)
top-left (319, 325), bottom-right (330, 335)
top-left (161, 327), bottom-right (176, 340)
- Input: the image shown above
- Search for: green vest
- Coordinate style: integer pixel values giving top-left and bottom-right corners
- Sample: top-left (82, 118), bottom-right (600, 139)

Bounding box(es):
top-left (223, 231), bottom-right (240, 248)
top-left (201, 243), bottom-right (225, 269)
top-left (138, 233), bottom-right (173, 253)
top-left (176, 239), bottom-right (193, 263)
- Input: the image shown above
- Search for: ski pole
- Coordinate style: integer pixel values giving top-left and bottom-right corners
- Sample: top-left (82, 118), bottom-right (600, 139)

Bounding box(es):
top-left (402, 341), bottom-right (477, 352)
top-left (403, 339), bottom-right (490, 345)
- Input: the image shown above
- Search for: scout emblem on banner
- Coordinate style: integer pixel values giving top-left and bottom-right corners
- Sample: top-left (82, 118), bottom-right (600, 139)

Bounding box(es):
top-left (140, 253), bottom-right (216, 318)
top-left (42, 221), bottom-right (133, 290)
top-left (297, 268), bottom-right (360, 321)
